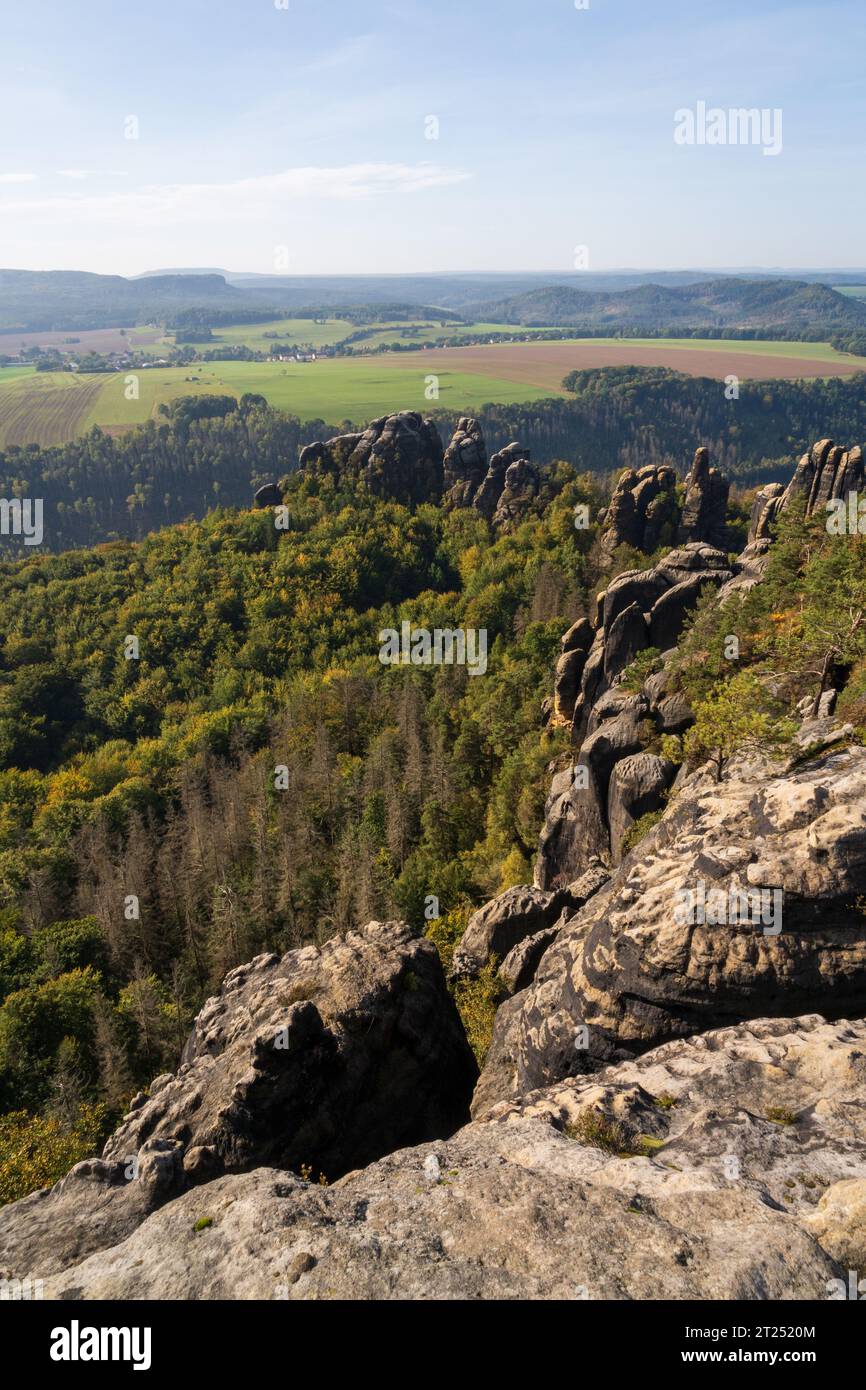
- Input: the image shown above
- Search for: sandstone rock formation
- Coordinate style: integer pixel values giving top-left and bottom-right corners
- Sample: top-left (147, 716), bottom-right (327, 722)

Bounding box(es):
top-left (749, 439), bottom-right (865, 543)
top-left (598, 464), bottom-right (679, 557)
top-left (442, 417), bottom-right (487, 507)
top-left (471, 442), bottom-right (540, 526)
top-left (676, 446), bottom-right (730, 548)
top-left (479, 728), bottom-right (866, 1112)
top-left (598, 450), bottom-right (729, 559)
top-left (0, 922), bottom-right (476, 1280)
top-left (451, 865), bottom-right (609, 982)
top-left (22, 1016), bottom-right (866, 1301)
top-left (253, 481), bottom-right (283, 508)
top-left (299, 411), bottom-right (444, 507)
top-left (541, 542), bottom-right (734, 885)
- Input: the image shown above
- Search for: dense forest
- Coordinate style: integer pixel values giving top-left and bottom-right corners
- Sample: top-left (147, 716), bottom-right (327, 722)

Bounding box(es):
top-left (0, 459), bottom-right (598, 1199)
top-left (4, 369), bottom-right (866, 552)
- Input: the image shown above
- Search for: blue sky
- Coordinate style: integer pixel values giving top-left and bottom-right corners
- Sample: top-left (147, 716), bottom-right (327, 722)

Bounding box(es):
top-left (1, 0), bottom-right (863, 275)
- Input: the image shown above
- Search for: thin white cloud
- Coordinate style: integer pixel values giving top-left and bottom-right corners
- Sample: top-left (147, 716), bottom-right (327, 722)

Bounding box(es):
top-left (3, 163), bottom-right (471, 227)
top-left (0, 173), bottom-right (38, 184)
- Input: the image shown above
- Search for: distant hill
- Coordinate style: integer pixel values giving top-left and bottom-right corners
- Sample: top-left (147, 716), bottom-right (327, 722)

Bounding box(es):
top-left (466, 278), bottom-right (866, 335)
top-left (3, 267), bottom-right (866, 335)
top-left (0, 270), bottom-right (245, 331)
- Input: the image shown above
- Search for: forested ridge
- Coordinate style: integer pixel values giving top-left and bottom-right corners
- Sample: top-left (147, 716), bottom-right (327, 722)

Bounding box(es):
top-left (0, 459), bottom-right (596, 1199)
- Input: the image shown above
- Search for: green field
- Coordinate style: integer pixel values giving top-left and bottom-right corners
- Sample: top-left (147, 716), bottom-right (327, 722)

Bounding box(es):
top-left (0, 365), bottom-right (37, 384)
top-left (83, 359), bottom-right (553, 432)
top-left (2, 330), bottom-right (865, 449)
top-left (198, 317), bottom-right (355, 352)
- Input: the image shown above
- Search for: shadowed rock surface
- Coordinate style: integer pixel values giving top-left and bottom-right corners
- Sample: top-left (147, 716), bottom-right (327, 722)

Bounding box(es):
top-left (32, 1016), bottom-right (866, 1301)
top-left (749, 438), bottom-right (865, 542)
top-left (481, 731), bottom-right (866, 1112)
top-left (598, 450), bottom-right (729, 559)
top-left (676, 446), bottom-right (730, 548)
top-left (442, 416), bottom-right (487, 507)
top-left (299, 411), bottom-right (444, 507)
top-left (452, 866), bottom-right (609, 980)
top-left (0, 921), bottom-right (476, 1281)
top-left (539, 542), bottom-right (738, 885)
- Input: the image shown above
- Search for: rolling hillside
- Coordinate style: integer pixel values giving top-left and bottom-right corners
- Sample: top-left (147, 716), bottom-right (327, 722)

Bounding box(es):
top-left (469, 278), bottom-right (866, 333)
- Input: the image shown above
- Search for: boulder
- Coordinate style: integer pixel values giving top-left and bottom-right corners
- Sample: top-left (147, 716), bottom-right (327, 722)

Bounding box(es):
top-left (253, 482), bottom-right (283, 508)
top-left (32, 1016), bottom-right (866, 1301)
top-left (451, 886), bottom-right (568, 979)
top-left (452, 867), bottom-right (608, 979)
top-left (607, 752), bottom-right (676, 863)
top-left (553, 648), bottom-right (587, 725)
top-left (561, 617), bottom-right (595, 655)
top-left (498, 925), bottom-right (562, 994)
top-left (0, 922), bottom-right (477, 1281)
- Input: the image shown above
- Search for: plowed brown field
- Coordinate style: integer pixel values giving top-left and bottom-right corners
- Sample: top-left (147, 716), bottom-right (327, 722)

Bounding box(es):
top-left (380, 341), bottom-right (866, 388)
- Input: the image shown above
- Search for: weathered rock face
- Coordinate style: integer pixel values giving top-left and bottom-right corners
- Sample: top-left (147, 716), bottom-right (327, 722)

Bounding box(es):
top-left (451, 885), bottom-right (568, 980)
top-left (607, 752), bottom-right (676, 864)
top-left (470, 442), bottom-right (539, 525)
top-left (676, 446), bottom-right (730, 548)
top-left (442, 417), bottom-right (487, 507)
top-left (0, 1139), bottom-right (186, 1283)
top-left (0, 922), bottom-right (477, 1281)
top-left (552, 619), bottom-right (594, 723)
top-left (299, 412), bottom-right (444, 507)
top-left (599, 465), bottom-right (679, 557)
top-left (106, 921), bottom-right (476, 1179)
top-left (440, 421), bottom-right (539, 526)
top-left (748, 439), bottom-right (865, 543)
top-left (29, 1016), bottom-right (866, 1301)
top-left (498, 926), bottom-right (561, 995)
top-left (452, 865), bottom-right (610, 981)
top-left (540, 542), bottom-right (734, 884)
top-left (483, 731), bottom-right (866, 1111)
top-left (492, 455), bottom-right (541, 527)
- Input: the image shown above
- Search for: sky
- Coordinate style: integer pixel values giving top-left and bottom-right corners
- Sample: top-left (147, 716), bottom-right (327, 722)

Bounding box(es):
top-left (0, 0), bottom-right (864, 276)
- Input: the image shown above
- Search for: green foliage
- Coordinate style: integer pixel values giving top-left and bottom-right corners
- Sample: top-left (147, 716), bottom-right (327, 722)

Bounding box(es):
top-left (0, 465), bottom-right (588, 1156)
top-left (680, 672), bottom-right (796, 781)
top-left (621, 809), bottom-right (664, 856)
top-left (0, 1102), bottom-right (110, 1207)
top-left (0, 967), bottom-right (101, 1111)
top-left (564, 1111), bottom-right (629, 1154)
top-left (619, 647), bottom-right (663, 694)
top-left (452, 961), bottom-right (504, 1068)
